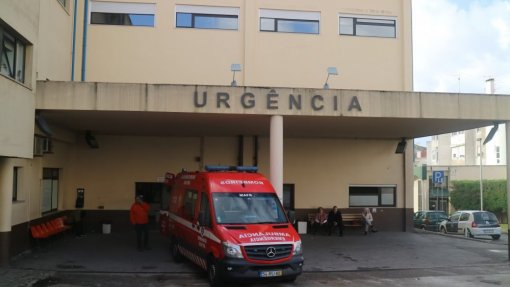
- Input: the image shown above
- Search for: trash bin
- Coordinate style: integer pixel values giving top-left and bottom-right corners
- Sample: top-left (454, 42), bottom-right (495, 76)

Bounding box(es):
top-left (102, 221), bottom-right (111, 234)
top-left (297, 221), bottom-right (307, 234)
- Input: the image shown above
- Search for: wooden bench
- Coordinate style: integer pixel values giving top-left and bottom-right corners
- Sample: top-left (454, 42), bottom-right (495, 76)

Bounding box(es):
top-left (30, 216), bottom-right (71, 240)
top-left (342, 213), bottom-right (364, 228)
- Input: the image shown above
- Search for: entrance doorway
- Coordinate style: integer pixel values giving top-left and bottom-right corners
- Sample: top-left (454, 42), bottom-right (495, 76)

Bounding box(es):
top-left (135, 182), bottom-right (165, 227)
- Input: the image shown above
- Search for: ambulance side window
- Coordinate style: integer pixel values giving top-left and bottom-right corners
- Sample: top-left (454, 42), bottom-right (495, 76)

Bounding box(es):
top-left (183, 189), bottom-right (198, 220)
top-left (199, 193), bottom-right (212, 228)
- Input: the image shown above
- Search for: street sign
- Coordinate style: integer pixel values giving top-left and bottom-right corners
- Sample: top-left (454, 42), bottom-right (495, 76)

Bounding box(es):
top-left (432, 171), bottom-right (444, 184)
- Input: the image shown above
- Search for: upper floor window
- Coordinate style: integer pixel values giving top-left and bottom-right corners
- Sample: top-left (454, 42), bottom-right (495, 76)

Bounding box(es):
top-left (176, 5), bottom-right (239, 30)
top-left (57, 0), bottom-right (67, 9)
top-left (90, 1), bottom-right (155, 27)
top-left (0, 25), bottom-right (26, 83)
top-left (13, 167), bottom-right (21, 202)
top-left (260, 9), bottom-right (320, 34)
top-left (340, 15), bottom-right (396, 38)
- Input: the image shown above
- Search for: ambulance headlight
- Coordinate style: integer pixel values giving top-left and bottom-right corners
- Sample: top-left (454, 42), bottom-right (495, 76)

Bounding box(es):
top-left (293, 240), bottom-right (302, 255)
top-left (222, 242), bottom-right (243, 259)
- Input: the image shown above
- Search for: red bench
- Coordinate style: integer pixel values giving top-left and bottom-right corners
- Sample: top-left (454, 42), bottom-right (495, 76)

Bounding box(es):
top-left (30, 216), bottom-right (71, 239)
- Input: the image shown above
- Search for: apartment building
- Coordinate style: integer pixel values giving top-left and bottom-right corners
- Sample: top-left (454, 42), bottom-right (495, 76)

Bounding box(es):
top-left (1, 0), bottom-right (509, 264)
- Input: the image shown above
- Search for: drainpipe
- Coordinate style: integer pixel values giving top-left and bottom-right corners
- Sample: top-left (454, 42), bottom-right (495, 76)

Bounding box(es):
top-left (71, 0), bottom-right (78, 80)
top-left (81, 0), bottom-right (89, 81)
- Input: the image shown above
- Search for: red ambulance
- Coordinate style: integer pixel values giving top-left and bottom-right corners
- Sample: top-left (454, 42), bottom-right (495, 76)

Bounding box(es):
top-left (165, 166), bottom-right (304, 286)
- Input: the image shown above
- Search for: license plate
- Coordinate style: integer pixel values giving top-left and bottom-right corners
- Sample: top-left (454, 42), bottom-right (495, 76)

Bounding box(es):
top-left (259, 270), bottom-right (283, 278)
top-left (483, 229), bottom-right (494, 234)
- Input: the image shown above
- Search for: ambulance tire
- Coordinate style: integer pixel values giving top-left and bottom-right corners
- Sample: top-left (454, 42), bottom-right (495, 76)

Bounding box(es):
top-left (207, 257), bottom-right (224, 287)
top-left (170, 240), bottom-right (183, 263)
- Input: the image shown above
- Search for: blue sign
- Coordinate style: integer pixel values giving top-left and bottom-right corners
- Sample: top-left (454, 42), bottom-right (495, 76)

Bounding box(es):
top-left (432, 171), bottom-right (445, 184)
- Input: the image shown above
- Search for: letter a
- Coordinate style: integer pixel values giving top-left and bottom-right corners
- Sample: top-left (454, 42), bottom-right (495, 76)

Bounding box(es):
top-left (348, 96), bottom-right (362, 111)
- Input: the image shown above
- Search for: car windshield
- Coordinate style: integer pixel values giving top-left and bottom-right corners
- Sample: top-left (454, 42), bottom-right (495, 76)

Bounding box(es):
top-left (212, 192), bottom-right (288, 224)
top-left (431, 212), bottom-right (448, 220)
top-left (474, 212), bottom-right (498, 224)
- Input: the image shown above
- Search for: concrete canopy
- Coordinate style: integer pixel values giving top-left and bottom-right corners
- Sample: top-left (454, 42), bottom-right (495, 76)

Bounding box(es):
top-left (36, 81), bottom-right (510, 139)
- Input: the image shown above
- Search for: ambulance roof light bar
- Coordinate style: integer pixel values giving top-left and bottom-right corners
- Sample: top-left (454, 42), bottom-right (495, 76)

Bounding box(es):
top-left (205, 165), bottom-right (258, 173)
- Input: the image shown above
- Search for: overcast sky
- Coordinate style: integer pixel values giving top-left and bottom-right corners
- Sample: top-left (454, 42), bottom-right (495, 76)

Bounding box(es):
top-left (412, 0), bottom-right (510, 146)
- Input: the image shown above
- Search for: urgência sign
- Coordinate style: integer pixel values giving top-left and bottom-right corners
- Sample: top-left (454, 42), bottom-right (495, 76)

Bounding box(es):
top-left (193, 89), bottom-right (362, 114)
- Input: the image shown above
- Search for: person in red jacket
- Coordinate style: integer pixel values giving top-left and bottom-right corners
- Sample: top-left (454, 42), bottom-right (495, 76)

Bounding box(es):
top-left (130, 195), bottom-right (150, 251)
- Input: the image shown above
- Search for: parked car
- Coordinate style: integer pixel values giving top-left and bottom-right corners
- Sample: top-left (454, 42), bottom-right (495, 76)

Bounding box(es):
top-left (413, 211), bottom-right (448, 231)
top-left (439, 210), bottom-right (501, 240)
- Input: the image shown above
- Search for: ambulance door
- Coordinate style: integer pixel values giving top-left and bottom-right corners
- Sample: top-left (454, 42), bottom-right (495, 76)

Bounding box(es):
top-left (183, 189), bottom-right (199, 251)
top-left (197, 192), bottom-right (213, 256)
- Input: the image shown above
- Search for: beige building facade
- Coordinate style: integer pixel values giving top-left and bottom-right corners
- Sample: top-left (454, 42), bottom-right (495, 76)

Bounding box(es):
top-left (1, 0), bottom-right (509, 265)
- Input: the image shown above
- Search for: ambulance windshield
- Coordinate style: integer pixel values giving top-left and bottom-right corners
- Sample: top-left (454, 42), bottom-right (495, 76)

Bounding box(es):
top-left (212, 193), bottom-right (288, 224)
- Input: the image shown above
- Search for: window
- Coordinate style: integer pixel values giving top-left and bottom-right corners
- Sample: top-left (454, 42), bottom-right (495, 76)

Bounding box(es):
top-left (260, 9), bottom-right (320, 34)
top-left (176, 5), bottom-right (239, 30)
top-left (90, 1), bottom-right (155, 27)
top-left (57, 0), bottom-right (67, 8)
top-left (199, 193), bottom-right (212, 227)
top-left (13, 167), bottom-right (20, 202)
top-left (183, 189), bottom-right (198, 220)
top-left (42, 168), bottom-right (59, 213)
top-left (0, 25), bottom-right (26, 83)
top-left (450, 212), bottom-right (461, 221)
top-left (349, 186), bottom-right (396, 207)
top-left (340, 15), bottom-right (396, 38)
top-left (459, 213), bottom-right (470, 222)
top-left (212, 192), bottom-right (287, 224)
top-left (451, 145), bottom-right (465, 160)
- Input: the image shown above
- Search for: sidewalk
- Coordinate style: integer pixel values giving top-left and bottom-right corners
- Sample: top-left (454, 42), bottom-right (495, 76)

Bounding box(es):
top-left (2, 229), bottom-right (509, 286)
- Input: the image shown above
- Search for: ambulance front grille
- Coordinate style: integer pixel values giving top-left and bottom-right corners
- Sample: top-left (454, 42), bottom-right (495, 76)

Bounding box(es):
top-left (244, 244), bottom-right (293, 261)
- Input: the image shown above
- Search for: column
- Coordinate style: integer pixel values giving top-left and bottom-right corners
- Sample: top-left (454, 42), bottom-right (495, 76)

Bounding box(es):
top-left (270, 116), bottom-right (283, 202)
top-left (0, 158), bottom-right (13, 266)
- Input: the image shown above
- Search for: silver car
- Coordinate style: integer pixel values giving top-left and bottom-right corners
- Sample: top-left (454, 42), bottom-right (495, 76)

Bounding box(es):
top-left (439, 210), bottom-right (501, 240)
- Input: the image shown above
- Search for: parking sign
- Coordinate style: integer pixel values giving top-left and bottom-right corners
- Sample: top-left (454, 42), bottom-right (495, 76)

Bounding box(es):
top-left (432, 171), bottom-right (444, 184)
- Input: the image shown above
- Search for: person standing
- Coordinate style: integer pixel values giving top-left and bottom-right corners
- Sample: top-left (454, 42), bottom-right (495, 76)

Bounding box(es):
top-left (327, 206), bottom-right (343, 236)
top-left (130, 195), bottom-right (150, 251)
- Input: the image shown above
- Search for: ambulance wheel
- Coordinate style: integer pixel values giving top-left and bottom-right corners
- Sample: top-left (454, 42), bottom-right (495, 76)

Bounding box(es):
top-left (170, 241), bottom-right (183, 263)
top-left (207, 258), bottom-right (224, 287)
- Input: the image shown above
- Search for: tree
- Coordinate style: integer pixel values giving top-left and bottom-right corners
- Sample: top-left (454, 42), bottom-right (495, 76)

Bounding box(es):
top-left (450, 180), bottom-right (507, 223)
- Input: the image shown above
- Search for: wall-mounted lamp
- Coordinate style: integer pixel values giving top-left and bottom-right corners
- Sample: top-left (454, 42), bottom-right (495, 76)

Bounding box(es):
top-left (231, 64), bottom-right (242, 87)
top-left (395, 138), bottom-right (407, 154)
top-left (85, 130), bottom-right (99, 149)
top-left (323, 67), bottom-right (338, 89)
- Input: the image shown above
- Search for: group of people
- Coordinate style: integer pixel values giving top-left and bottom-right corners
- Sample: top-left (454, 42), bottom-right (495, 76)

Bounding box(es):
top-left (312, 207), bottom-right (377, 236)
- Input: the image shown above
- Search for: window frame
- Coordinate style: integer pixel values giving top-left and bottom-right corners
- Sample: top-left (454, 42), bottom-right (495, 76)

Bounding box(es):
top-left (175, 12), bottom-right (239, 30)
top-left (349, 185), bottom-right (396, 207)
top-left (0, 25), bottom-right (26, 83)
top-left (183, 189), bottom-right (198, 220)
top-left (13, 167), bottom-right (20, 202)
top-left (339, 15), bottom-right (397, 38)
top-left (259, 17), bottom-right (319, 34)
top-left (89, 1), bottom-right (156, 27)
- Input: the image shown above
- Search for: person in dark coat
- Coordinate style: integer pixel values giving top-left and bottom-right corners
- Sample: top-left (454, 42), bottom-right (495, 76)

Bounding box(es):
top-left (328, 206), bottom-right (344, 236)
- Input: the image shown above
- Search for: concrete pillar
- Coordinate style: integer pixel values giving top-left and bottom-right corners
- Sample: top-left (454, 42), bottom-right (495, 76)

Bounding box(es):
top-left (506, 122), bottom-right (510, 261)
top-left (270, 115), bottom-right (283, 203)
top-left (0, 158), bottom-right (13, 266)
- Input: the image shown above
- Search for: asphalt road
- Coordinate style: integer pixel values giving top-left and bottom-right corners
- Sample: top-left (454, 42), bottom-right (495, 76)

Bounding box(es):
top-left (8, 229), bottom-right (510, 287)
top-left (33, 264), bottom-right (510, 287)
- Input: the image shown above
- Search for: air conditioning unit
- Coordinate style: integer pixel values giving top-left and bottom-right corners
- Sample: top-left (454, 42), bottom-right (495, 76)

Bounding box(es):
top-left (34, 136), bottom-right (52, 156)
